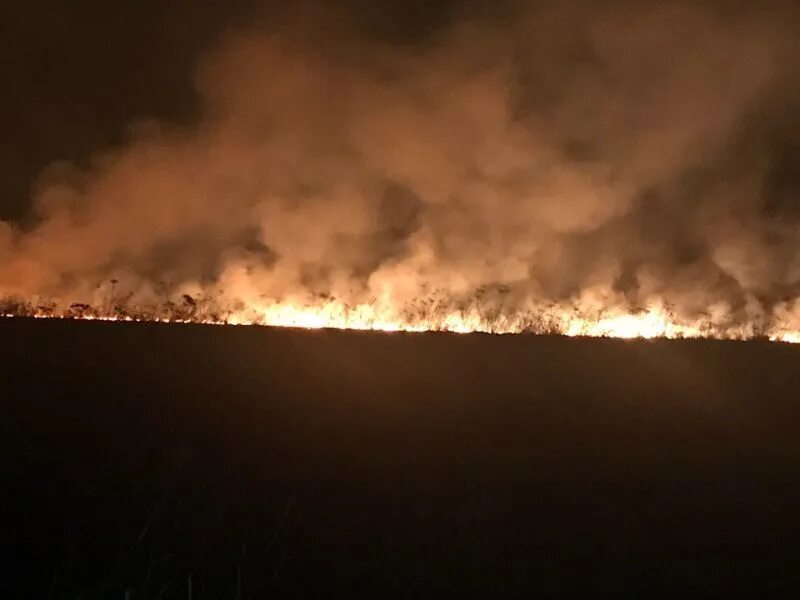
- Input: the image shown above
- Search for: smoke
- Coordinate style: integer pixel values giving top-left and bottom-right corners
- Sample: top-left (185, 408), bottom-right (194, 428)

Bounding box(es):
top-left (3, 1), bottom-right (800, 329)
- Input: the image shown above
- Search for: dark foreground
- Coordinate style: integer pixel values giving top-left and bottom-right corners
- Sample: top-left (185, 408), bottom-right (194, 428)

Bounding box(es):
top-left (2, 318), bottom-right (800, 597)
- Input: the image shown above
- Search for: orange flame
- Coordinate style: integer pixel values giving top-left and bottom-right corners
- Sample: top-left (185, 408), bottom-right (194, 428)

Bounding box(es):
top-left (4, 296), bottom-right (800, 343)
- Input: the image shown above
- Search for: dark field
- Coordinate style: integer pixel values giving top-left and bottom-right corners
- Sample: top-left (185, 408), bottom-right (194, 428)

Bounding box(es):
top-left (3, 318), bottom-right (800, 597)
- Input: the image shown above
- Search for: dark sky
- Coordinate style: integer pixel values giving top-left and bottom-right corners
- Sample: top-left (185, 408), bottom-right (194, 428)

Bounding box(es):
top-left (0, 0), bottom-right (466, 220)
top-left (0, 1), bottom-right (252, 219)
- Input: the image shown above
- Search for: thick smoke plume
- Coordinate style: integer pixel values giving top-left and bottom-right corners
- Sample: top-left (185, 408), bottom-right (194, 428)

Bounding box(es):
top-left (3, 1), bottom-right (800, 335)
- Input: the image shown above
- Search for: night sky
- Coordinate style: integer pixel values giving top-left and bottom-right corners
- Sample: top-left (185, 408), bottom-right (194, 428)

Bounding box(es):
top-left (0, 1), bottom-right (474, 220)
top-left (1, 0), bottom-right (254, 220)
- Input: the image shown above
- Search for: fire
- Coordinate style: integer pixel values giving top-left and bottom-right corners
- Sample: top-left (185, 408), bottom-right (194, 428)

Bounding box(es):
top-left (3, 296), bottom-right (800, 343)
top-left (567, 312), bottom-right (675, 340)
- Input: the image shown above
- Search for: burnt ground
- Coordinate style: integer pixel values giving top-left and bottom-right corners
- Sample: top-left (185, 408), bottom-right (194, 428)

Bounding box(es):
top-left (2, 317), bottom-right (800, 597)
